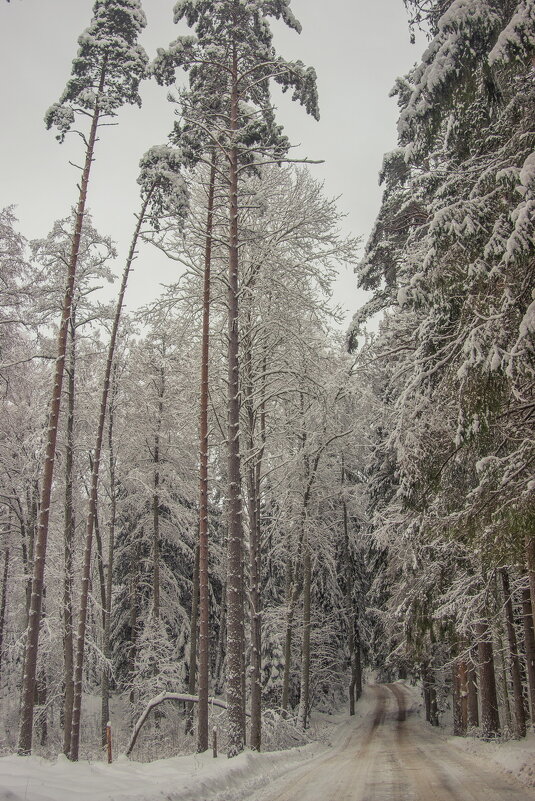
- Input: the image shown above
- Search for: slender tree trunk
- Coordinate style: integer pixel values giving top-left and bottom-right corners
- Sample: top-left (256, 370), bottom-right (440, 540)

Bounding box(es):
top-left (186, 545), bottom-right (200, 736)
top-left (341, 461), bottom-right (357, 715)
top-left (214, 581), bottom-right (226, 695)
top-left (62, 319), bottom-right (76, 755)
top-left (69, 184), bottom-right (154, 762)
top-left (354, 639), bottom-right (362, 701)
top-left (18, 66), bottom-right (106, 756)
top-left (101, 380), bottom-right (117, 746)
top-left (501, 569), bottom-right (526, 737)
top-left (476, 619), bottom-right (500, 738)
top-left (298, 541), bottom-right (311, 729)
top-left (522, 588), bottom-right (535, 726)
top-left (525, 536), bottom-right (535, 633)
top-left (152, 365), bottom-right (164, 623)
top-left (197, 155), bottom-right (216, 753)
top-left (452, 659), bottom-right (464, 735)
top-left (282, 560), bottom-right (296, 714)
top-left (242, 319), bottom-right (266, 751)
top-left (0, 546), bottom-right (9, 683)
top-left (225, 39), bottom-right (245, 758)
top-left (459, 659), bottom-right (468, 733)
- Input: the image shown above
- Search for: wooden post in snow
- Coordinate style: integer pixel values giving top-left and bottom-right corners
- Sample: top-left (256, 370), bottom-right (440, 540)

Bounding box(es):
top-left (106, 722), bottom-right (112, 764)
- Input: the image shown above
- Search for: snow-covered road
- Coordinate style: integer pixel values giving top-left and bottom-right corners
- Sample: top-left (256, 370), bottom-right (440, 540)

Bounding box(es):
top-left (253, 684), bottom-right (535, 801)
top-left (2, 685), bottom-right (535, 800)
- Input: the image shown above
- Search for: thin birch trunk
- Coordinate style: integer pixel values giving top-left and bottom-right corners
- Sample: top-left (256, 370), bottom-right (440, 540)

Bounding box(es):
top-left (197, 155), bottom-right (216, 753)
top-left (18, 64), bottom-right (106, 756)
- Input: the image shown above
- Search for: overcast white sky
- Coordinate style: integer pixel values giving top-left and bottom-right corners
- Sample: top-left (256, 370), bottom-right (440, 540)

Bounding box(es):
top-left (0, 0), bottom-right (424, 323)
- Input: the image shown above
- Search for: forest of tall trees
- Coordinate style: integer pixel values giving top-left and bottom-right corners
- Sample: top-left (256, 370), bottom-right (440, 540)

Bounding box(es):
top-left (0, 0), bottom-right (534, 773)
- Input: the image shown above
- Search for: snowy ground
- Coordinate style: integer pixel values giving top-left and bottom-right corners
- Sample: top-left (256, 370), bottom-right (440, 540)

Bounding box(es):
top-left (2, 686), bottom-right (535, 801)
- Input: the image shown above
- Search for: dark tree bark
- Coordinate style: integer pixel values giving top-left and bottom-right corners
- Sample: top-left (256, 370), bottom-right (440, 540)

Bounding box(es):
top-left (476, 620), bottom-right (500, 738)
top-left (467, 650), bottom-right (479, 729)
top-left (197, 155), bottom-right (216, 753)
top-left (501, 569), bottom-right (526, 738)
top-left (18, 65), bottom-right (106, 756)
top-left (525, 536), bottom-right (535, 634)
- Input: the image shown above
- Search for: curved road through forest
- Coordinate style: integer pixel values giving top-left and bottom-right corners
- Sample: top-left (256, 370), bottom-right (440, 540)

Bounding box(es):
top-left (255, 684), bottom-right (535, 801)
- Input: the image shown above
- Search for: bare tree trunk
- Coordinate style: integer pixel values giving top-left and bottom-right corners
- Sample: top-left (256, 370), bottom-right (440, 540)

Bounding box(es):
top-left (282, 560), bottom-right (297, 715)
top-left (298, 541), bottom-right (311, 730)
top-left (186, 545), bottom-right (200, 736)
top-left (452, 659), bottom-right (464, 735)
top-left (467, 650), bottom-right (479, 729)
top-left (242, 319), bottom-right (266, 751)
top-left (355, 640), bottom-right (363, 701)
top-left (476, 620), bottom-right (500, 738)
top-left (128, 541), bottom-right (141, 707)
top-left (152, 364), bottom-right (164, 623)
top-left (459, 659), bottom-right (468, 733)
top-left (197, 155), bottom-right (216, 753)
top-left (18, 65), bottom-right (106, 756)
top-left (0, 546), bottom-right (9, 682)
top-left (525, 536), bottom-right (535, 633)
top-left (521, 588), bottom-right (535, 726)
top-left (62, 319), bottom-right (76, 755)
top-left (214, 581), bottom-right (226, 695)
top-left (69, 188), bottom-right (154, 761)
top-left (501, 569), bottom-right (526, 737)
top-left (225, 40), bottom-right (245, 758)
top-left (341, 460), bottom-right (357, 715)
top-left (101, 379), bottom-right (117, 746)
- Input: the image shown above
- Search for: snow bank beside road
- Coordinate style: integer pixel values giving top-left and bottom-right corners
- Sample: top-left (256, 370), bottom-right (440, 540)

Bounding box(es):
top-left (448, 731), bottom-right (535, 791)
top-left (0, 738), bottom-right (327, 801)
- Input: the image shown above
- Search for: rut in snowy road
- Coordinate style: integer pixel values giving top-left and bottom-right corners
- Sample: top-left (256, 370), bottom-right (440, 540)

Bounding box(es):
top-left (254, 684), bottom-right (535, 801)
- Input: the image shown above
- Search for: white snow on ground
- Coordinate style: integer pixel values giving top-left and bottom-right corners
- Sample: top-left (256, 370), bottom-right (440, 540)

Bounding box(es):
top-left (0, 745), bottom-right (320, 801)
top-left (2, 687), bottom-right (535, 801)
top-left (448, 732), bottom-right (535, 790)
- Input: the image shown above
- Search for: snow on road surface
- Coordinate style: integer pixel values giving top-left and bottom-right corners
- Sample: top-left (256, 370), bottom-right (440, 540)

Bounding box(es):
top-left (253, 684), bottom-right (535, 801)
top-left (1, 684), bottom-right (535, 801)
